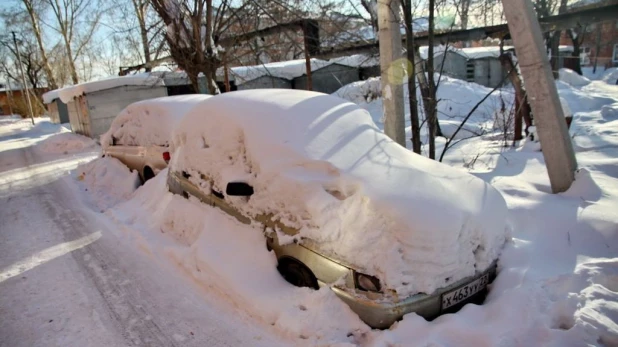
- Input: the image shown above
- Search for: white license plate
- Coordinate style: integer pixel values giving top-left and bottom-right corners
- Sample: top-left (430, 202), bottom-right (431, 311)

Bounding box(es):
top-left (441, 274), bottom-right (489, 310)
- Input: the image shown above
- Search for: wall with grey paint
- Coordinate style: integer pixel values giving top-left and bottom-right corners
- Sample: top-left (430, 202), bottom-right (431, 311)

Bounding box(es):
top-left (293, 64), bottom-right (360, 94)
top-left (237, 75), bottom-right (292, 90)
top-left (86, 85), bottom-right (167, 140)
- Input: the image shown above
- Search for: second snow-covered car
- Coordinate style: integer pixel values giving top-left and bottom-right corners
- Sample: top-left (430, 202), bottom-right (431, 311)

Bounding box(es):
top-left (166, 89), bottom-right (508, 328)
top-left (101, 95), bottom-right (211, 182)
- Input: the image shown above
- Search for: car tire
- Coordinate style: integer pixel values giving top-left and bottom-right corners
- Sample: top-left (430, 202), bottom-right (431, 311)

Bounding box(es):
top-left (142, 166), bottom-right (155, 182)
top-left (277, 258), bottom-right (319, 290)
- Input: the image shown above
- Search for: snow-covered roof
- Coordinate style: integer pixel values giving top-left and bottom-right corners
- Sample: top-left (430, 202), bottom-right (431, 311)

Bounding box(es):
top-left (330, 54), bottom-right (380, 68)
top-left (43, 74), bottom-right (165, 104)
top-left (170, 89), bottom-right (508, 297)
top-left (229, 59), bottom-right (332, 85)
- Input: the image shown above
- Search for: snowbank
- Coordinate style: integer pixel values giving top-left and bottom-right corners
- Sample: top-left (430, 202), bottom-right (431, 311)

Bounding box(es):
top-left (43, 74), bottom-right (164, 104)
top-left (100, 95), bottom-right (211, 149)
top-left (38, 132), bottom-right (96, 154)
top-left (107, 171), bottom-right (370, 343)
top-left (559, 68), bottom-right (591, 87)
top-left (334, 74), bottom-right (508, 143)
top-left (601, 103), bottom-right (618, 119)
top-left (601, 68), bottom-right (618, 85)
top-left (74, 157), bottom-right (140, 210)
top-left (171, 89), bottom-right (508, 296)
top-left (333, 77), bottom-right (381, 104)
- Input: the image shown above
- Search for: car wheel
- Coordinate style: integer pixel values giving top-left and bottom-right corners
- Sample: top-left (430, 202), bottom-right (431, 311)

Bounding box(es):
top-left (142, 166), bottom-right (155, 182)
top-left (277, 258), bottom-right (319, 290)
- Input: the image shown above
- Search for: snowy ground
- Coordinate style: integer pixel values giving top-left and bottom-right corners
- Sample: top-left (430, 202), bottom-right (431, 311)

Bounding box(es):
top-left (1, 67), bottom-right (617, 346)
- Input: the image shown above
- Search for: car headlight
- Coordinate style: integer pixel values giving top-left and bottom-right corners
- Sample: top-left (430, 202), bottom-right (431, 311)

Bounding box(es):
top-left (355, 272), bottom-right (381, 292)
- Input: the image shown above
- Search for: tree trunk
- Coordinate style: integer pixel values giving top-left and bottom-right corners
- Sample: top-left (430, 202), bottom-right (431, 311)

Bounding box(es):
top-left (133, 0), bottom-right (152, 71)
top-left (64, 38), bottom-right (80, 84)
top-left (23, 0), bottom-right (57, 89)
top-left (403, 0), bottom-right (421, 154)
top-left (499, 53), bottom-right (532, 142)
top-left (592, 25), bottom-right (602, 74)
top-left (426, 0), bottom-right (437, 159)
top-left (567, 29), bottom-right (583, 75)
top-left (549, 31), bottom-right (561, 78)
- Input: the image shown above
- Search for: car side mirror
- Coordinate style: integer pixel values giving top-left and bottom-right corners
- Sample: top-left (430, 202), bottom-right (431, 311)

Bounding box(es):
top-left (226, 182), bottom-right (254, 196)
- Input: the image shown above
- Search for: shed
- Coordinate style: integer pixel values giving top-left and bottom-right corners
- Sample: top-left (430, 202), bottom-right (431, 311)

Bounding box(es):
top-left (330, 54), bottom-right (381, 81)
top-left (236, 75), bottom-right (292, 90)
top-left (43, 75), bottom-right (167, 140)
top-left (230, 59), bottom-right (331, 91)
top-left (433, 46), bottom-right (508, 88)
top-left (293, 63), bottom-right (360, 94)
top-left (46, 98), bottom-right (70, 124)
top-left (433, 50), bottom-right (468, 81)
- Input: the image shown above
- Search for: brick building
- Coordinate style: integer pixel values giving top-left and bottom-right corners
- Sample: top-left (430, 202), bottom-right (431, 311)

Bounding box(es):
top-left (560, 0), bottom-right (618, 69)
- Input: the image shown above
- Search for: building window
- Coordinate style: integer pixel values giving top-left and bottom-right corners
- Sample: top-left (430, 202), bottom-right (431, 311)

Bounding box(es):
top-left (613, 44), bottom-right (618, 63)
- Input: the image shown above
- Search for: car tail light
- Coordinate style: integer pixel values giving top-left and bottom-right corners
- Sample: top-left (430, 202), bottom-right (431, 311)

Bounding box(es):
top-left (162, 151), bottom-right (171, 163)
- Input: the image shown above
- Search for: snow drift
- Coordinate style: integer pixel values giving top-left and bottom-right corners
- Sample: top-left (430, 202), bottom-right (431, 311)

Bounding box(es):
top-left (100, 95), bottom-right (211, 149)
top-left (559, 68), bottom-right (591, 87)
top-left (38, 132), bottom-right (96, 154)
top-left (74, 157), bottom-right (140, 210)
top-left (170, 89), bottom-right (509, 296)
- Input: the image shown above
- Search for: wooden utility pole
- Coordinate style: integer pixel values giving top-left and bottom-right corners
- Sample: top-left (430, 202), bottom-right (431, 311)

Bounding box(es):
top-left (377, 0), bottom-right (406, 147)
top-left (302, 23), bottom-right (313, 91)
top-left (502, 0), bottom-right (577, 193)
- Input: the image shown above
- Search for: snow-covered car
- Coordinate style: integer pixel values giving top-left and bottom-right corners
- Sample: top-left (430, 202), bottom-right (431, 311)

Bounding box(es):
top-left (166, 89), bottom-right (508, 328)
top-left (101, 95), bottom-right (211, 182)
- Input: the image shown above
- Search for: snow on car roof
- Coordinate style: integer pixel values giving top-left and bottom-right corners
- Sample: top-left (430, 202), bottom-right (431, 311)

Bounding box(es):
top-left (101, 94), bottom-right (211, 149)
top-left (171, 89), bottom-right (508, 297)
top-left (42, 74), bottom-right (165, 104)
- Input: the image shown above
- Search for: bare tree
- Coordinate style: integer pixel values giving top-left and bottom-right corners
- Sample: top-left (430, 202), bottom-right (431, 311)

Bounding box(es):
top-left (151, 0), bottom-right (238, 94)
top-left (108, 0), bottom-right (166, 72)
top-left (402, 0), bottom-right (422, 153)
top-left (43, 0), bottom-right (104, 84)
top-left (16, 0), bottom-right (58, 89)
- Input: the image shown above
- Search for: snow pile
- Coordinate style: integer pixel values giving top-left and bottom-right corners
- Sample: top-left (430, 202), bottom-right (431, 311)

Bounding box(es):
top-left (601, 103), bottom-right (618, 119)
top-left (171, 89), bottom-right (508, 296)
top-left (555, 80), bottom-right (615, 114)
top-left (43, 74), bottom-right (164, 104)
top-left (559, 68), bottom-right (591, 87)
top-left (334, 74), bottom-right (507, 143)
top-left (108, 171), bottom-right (370, 344)
top-left (101, 95), bottom-right (211, 149)
top-left (601, 68), bottom-right (618, 85)
top-left (231, 59), bottom-right (331, 85)
top-left (332, 77), bottom-right (381, 103)
top-left (74, 157), bottom-right (140, 210)
top-left (38, 132), bottom-right (96, 154)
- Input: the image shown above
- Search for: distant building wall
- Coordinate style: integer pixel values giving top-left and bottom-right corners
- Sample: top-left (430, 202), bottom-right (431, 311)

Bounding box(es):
top-left (85, 85), bottom-right (167, 140)
top-left (293, 63), bottom-right (360, 94)
top-left (434, 52), bottom-right (467, 81)
top-left (237, 75), bottom-right (292, 90)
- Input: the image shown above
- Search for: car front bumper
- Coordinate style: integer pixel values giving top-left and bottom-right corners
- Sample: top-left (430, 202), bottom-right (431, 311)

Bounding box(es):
top-left (328, 262), bottom-right (499, 329)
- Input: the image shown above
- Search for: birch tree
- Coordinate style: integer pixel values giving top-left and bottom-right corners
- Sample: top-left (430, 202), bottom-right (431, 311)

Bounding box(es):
top-left (43, 0), bottom-right (104, 84)
top-left (17, 0), bottom-right (58, 89)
